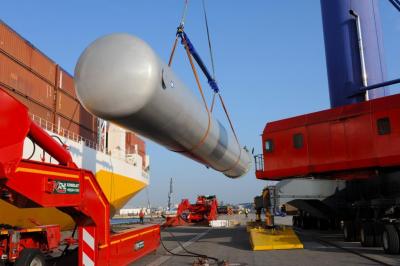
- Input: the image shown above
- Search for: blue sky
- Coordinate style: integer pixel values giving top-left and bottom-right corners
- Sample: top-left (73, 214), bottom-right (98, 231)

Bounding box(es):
top-left (1, 1), bottom-right (399, 207)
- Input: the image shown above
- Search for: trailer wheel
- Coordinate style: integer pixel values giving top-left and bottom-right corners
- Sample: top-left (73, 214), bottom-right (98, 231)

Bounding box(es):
top-left (343, 221), bottom-right (355, 241)
top-left (373, 222), bottom-right (384, 247)
top-left (317, 219), bottom-right (329, 230)
top-left (295, 216), bottom-right (302, 228)
top-left (300, 216), bottom-right (308, 229)
top-left (360, 222), bottom-right (374, 247)
top-left (15, 248), bottom-right (46, 266)
top-left (382, 224), bottom-right (400, 254)
top-left (329, 218), bottom-right (340, 230)
top-left (292, 216), bottom-right (297, 227)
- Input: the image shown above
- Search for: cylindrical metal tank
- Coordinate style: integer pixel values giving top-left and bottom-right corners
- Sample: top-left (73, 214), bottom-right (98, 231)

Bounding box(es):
top-left (74, 34), bottom-right (251, 178)
top-left (320, 0), bottom-right (388, 107)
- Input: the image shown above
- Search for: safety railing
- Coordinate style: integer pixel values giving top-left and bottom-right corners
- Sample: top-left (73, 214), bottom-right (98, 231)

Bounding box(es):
top-left (30, 113), bottom-right (100, 150)
top-left (29, 114), bottom-right (150, 175)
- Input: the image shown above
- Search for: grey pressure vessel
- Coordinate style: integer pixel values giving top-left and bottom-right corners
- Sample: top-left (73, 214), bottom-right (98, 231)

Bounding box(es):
top-left (74, 34), bottom-right (251, 178)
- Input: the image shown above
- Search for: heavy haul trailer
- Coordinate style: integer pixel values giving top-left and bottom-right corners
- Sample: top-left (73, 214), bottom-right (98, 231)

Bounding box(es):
top-left (255, 93), bottom-right (400, 253)
top-left (0, 88), bottom-right (160, 265)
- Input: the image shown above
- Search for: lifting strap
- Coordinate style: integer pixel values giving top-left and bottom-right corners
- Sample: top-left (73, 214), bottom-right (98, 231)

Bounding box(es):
top-left (168, 0), bottom-right (188, 67)
top-left (181, 35), bottom-right (212, 153)
top-left (167, 0), bottom-right (242, 167)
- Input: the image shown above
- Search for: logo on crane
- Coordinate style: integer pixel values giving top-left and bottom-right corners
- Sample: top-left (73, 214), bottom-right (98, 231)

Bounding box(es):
top-left (52, 180), bottom-right (80, 194)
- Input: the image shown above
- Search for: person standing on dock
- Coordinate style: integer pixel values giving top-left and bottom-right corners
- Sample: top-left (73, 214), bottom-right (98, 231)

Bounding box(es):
top-left (139, 209), bottom-right (145, 224)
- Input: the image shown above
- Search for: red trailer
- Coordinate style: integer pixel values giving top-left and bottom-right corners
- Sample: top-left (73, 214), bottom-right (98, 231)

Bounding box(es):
top-left (0, 88), bottom-right (160, 265)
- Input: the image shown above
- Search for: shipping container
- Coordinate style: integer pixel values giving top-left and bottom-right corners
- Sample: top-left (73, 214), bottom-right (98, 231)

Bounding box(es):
top-left (56, 115), bottom-right (97, 146)
top-left (126, 132), bottom-right (146, 157)
top-left (0, 53), bottom-right (55, 108)
top-left (1, 20), bottom-right (100, 149)
top-left (56, 90), bottom-right (80, 123)
top-left (10, 90), bottom-right (54, 124)
top-left (31, 48), bottom-right (56, 84)
top-left (0, 21), bottom-right (56, 84)
top-left (0, 21), bottom-right (32, 69)
top-left (58, 68), bottom-right (76, 97)
top-left (79, 105), bottom-right (97, 133)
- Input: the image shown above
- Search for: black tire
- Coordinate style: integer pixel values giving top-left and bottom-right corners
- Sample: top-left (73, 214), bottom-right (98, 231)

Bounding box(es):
top-left (15, 248), bottom-right (46, 266)
top-left (297, 216), bottom-right (303, 228)
top-left (382, 224), bottom-right (400, 254)
top-left (360, 222), bottom-right (375, 247)
top-left (354, 221), bottom-right (361, 241)
top-left (308, 217), bottom-right (316, 229)
top-left (292, 216), bottom-right (298, 227)
top-left (317, 219), bottom-right (329, 231)
top-left (373, 222), bottom-right (384, 247)
top-left (343, 221), bottom-right (355, 241)
top-left (300, 216), bottom-right (308, 229)
top-left (316, 218), bottom-right (321, 230)
top-left (329, 218), bottom-right (339, 230)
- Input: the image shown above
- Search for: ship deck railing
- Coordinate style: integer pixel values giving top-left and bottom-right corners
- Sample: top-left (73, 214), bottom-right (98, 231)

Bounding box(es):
top-left (29, 113), bottom-right (149, 175)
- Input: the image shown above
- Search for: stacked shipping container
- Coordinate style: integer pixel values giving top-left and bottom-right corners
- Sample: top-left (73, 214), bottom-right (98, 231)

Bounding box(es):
top-left (0, 20), bottom-right (97, 142)
top-left (0, 20), bottom-right (145, 156)
top-left (126, 132), bottom-right (146, 160)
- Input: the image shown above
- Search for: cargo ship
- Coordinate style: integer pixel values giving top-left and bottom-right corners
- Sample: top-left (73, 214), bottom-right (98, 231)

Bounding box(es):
top-left (0, 20), bottom-right (150, 229)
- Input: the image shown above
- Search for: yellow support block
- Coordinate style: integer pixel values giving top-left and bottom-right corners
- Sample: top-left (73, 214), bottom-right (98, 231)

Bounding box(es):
top-left (248, 226), bottom-right (303, 251)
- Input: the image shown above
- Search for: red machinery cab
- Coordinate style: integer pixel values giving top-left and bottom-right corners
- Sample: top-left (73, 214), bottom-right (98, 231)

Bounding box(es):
top-left (255, 93), bottom-right (400, 181)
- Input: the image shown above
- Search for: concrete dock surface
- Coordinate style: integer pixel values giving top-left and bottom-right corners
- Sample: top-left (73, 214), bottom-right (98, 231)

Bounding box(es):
top-left (134, 214), bottom-right (400, 266)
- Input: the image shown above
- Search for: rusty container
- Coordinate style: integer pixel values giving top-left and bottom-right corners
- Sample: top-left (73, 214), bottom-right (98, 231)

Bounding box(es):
top-left (55, 114), bottom-right (97, 144)
top-left (30, 48), bottom-right (56, 84)
top-left (12, 91), bottom-right (54, 123)
top-left (1, 20), bottom-right (98, 145)
top-left (56, 90), bottom-right (81, 124)
top-left (55, 114), bottom-right (81, 140)
top-left (0, 21), bottom-right (56, 84)
top-left (125, 132), bottom-right (146, 157)
top-left (58, 69), bottom-right (76, 98)
top-left (0, 53), bottom-right (55, 108)
top-left (0, 22), bottom-right (32, 67)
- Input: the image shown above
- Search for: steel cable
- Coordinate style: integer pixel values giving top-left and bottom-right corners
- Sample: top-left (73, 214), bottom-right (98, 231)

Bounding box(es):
top-left (202, 0), bottom-right (216, 81)
top-left (388, 0), bottom-right (400, 12)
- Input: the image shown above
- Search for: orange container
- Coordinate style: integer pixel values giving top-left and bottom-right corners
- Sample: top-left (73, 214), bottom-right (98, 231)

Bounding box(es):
top-left (0, 22), bottom-right (56, 84)
top-left (1, 20), bottom-right (98, 144)
top-left (56, 90), bottom-right (81, 124)
top-left (126, 132), bottom-right (146, 156)
top-left (0, 53), bottom-right (55, 108)
top-left (58, 69), bottom-right (76, 98)
top-left (11, 90), bottom-right (54, 123)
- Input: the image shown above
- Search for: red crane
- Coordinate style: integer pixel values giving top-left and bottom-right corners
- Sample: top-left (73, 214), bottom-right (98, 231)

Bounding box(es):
top-left (163, 195), bottom-right (218, 227)
top-left (255, 93), bottom-right (400, 253)
top-left (0, 88), bottom-right (160, 265)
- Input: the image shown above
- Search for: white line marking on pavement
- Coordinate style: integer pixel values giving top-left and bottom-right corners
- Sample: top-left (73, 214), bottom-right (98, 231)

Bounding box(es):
top-left (148, 228), bottom-right (212, 266)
